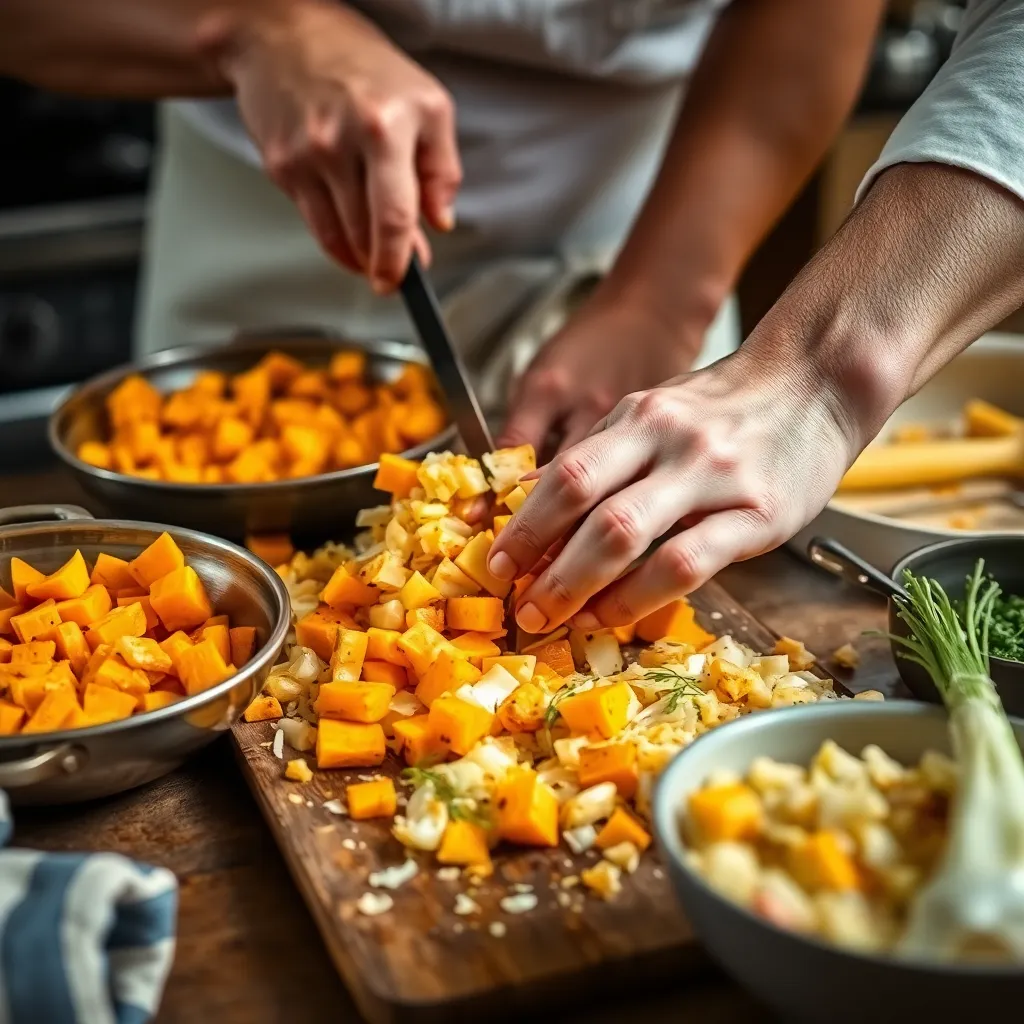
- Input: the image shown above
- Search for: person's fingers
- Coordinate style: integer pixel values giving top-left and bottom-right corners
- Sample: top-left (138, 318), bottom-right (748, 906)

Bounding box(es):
top-left (513, 471), bottom-right (693, 632)
top-left (324, 155), bottom-right (370, 271)
top-left (363, 113), bottom-right (420, 292)
top-left (292, 176), bottom-right (360, 273)
top-left (572, 508), bottom-right (774, 628)
top-left (487, 422), bottom-right (651, 596)
top-left (412, 226), bottom-right (433, 269)
top-left (416, 89), bottom-right (462, 233)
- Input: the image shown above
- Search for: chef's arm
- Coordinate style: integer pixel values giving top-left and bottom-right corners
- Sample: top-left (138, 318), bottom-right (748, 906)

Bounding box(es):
top-left (748, 0), bottom-right (1024, 445)
top-left (599, 0), bottom-right (884, 350)
top-left (0, 0), bottom-right (306, 96)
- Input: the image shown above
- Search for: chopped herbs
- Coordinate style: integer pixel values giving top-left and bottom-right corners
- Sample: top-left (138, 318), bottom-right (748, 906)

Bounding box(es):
top-left (642, 668), bottom-right (705, 714)
top-left (402, 766), bottom-right (490, 827)
top-left (989, 592), bottom-right (1024, 663)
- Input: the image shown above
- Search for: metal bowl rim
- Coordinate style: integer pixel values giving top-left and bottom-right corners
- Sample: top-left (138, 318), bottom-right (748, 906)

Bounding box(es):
top-left (48, 335), bottom-right (458, 495)
top-left (653, 699), bottom-right (1024, 978)
top-left (0, 516), bottom-right (291, 749)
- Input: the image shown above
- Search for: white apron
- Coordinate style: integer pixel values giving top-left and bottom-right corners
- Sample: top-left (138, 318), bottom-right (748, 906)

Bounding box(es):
top-left (135, 0), bottom-right (741, 409)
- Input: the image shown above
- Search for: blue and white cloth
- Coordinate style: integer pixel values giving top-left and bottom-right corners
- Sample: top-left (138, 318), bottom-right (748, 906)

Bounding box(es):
top-left (0, 792), bottom-right (178, 1024)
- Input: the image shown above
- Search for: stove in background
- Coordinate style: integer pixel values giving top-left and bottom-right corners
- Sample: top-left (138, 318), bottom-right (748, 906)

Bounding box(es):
top-left (0, 78), bottom-right (153, 470)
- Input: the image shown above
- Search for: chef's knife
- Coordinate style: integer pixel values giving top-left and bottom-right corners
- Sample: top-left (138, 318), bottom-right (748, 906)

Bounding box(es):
top-left (399, 253), bottom-right (494, 460)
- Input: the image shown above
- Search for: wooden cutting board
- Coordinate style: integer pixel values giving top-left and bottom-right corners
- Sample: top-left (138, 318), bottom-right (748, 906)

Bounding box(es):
top-left (232, 579), bottom-right (812, 1024)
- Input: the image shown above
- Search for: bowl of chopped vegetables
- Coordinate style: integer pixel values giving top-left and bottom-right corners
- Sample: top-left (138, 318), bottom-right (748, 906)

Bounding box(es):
top-left (654, 559), bottom-right (1024, 1023)
top-left (808, 534), bottom-right (1024, 714)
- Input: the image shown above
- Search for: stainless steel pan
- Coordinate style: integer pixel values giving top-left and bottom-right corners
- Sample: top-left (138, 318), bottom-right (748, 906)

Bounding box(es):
top-left (0, 505), bottom-right (290, 805)
top-left (48, 330), bottom-right (457, 546)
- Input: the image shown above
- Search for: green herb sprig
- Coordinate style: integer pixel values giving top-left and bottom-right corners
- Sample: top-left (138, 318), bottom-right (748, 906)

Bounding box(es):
top-left (401, 766), bottom-right (490, 827)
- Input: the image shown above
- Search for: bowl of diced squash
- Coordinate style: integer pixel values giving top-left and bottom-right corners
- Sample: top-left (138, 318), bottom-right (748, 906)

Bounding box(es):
top-left (50, 332), bottom-right (457, 544)
top-left (0, 504), bottom-right (289, 804)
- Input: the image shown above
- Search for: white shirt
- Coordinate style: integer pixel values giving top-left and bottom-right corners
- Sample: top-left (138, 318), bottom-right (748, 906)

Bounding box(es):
top-left (858, 0), bottom-right (1024, 205)
top-left (174, 0), bottom-right (727, 260)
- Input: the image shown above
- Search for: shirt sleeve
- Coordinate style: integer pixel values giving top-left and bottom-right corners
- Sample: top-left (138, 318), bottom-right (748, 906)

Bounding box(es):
top-left (856, 0), bottom-right (1024, 205)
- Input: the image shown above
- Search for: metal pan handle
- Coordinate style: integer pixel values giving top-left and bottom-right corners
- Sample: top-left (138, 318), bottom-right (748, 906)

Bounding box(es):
top-left (807, 536), bottom-right (908, 601)
top-left (0, 505), bottom-right (94, 527)
top-left (0, 744), bottom-right (87, 788)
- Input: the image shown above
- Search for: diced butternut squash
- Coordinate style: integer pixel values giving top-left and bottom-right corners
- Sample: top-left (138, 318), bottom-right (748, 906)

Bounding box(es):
top-left (397, 621), bottom-right (452, 678)
top-left (55, 584), bottom-right (112, 628)
top-left (80, 683), bottom-right (140, 725)
top-left (427, 693), bottom-right (494, 756)
top-left (406, 606), bottom-right (445, 632)
top-left (22, 687), bottom-right (78, 733)
top-left (92, 655), bottom-right (149, 699)
top-left (50, 623), bottom-right (88, 677)
top-left (415, 649), bottom-right (481, 707)
top-left (365, 627), bottom-right (410, 668)
top-left (90, 553), bottom-right (137, 591)
top-left (176, 639), bottom-right (233, 695)
top-left (243, 694), bottom-right (284, 722)
top-left (526, 638), bottom-right (575, 678)
top-left (496, 768), bottom-right (559, 847)
top-left (117, 594), bottom-right (159, 632)
top-left (393, 713), bottom-right (448, 766)
top-left (86, 602), bottom-right (148, 648)
top-left (9, 640), bottom-right (55, 667)
top-left (373, 453), bottom-right (421, 497)
top-left (322, 566), bottom-right (380, 608)
top-left (0, 605), bottom-right (22, 636)
top-left (437, 820), bottom-right (492, 866)
top-left (129, 532), bottom-right (186, 588)
top-left (0, 700), bottom-right (26, 734)
top-left (330, 627), bottom-right (369, 682)
top-left (687, 783), bottom-right (764, 843)
top-left (346, 778), bottom-right (397, 819)
top-left (141, 691), bottom-right (183, 712)
top-left (557, 681), bottom-right (633, 739)
top-left (578, 743), bottom-right (639, 798)
top-left (315, 680), bottom-right (394, 723)
top-left (430, 558), bottom-right (481, 598)
top-left (497, 681), bottom-right (547, 733)
top-left (480, 655), bottom-right (535, 686)
top-left (492, 514), bottom-right (512, 537)
top-left (316, 718), bottom-right (386, 769)
top-left (199, 624), bottom-right (231, 665)
top-left (398, 571), bottom-right (442, 611)
top-left (788, 830), bottom-right (861, 891)
top-left (228, 625), bottom-right (257, 667)
top-left (0, 638), bottom-right (11, 664)
top-left (446, 596), bottom-right (504, 633)
top-left (454, 531), bottom-right (512, 599)
top-left (26, 550), bottom-right (90, 602)
top-left (595, 807), bottom-right (651, 852)
top-left (148, 566), bottom-right (213, 632)
top-left (294, 605), bottom-right (359, 662)
top-left (636, 599), bottom-right (714, 646)
top-left (116, 636), bottom-right (173, 674)
top-left (159, 631), bottom-right (194, 674)
top-left (11, 600), bottom-right (62, 644)
top-left (361, 660), bottom-right (408, 688)
top-left (10, 558), bottom-right (44, 605)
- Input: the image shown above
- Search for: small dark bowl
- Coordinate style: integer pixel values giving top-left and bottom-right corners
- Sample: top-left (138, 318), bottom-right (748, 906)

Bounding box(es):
top-left (809, 535), bottom-right (1024, 715)
top-left (49, 331), bottom-right (457, 546)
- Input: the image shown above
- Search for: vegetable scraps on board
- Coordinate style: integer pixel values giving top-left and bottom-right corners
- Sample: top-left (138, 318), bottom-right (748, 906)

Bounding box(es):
top-left (245, 445), bottom-right (883, 910)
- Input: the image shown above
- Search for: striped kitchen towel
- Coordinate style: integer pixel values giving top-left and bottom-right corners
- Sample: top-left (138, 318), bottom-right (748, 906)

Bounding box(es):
top-left (0, 791), bottom-right (178, 1024)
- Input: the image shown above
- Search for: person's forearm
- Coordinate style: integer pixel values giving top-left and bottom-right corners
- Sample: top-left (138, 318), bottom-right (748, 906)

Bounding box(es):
top-left (601, 0), bottom-right (883, 348)
top-left (743, 162), bottom-right (1024, 450)
top-left (0, 0), bottom-right (306, 97)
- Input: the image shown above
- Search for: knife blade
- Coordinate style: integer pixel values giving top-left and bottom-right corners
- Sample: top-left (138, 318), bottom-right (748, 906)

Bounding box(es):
top-left (400, 253), bottom-right (494, 460)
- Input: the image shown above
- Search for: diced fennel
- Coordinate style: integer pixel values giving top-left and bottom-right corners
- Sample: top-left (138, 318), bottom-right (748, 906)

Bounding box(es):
top-left (887, 559), bottom-right (1024, 963)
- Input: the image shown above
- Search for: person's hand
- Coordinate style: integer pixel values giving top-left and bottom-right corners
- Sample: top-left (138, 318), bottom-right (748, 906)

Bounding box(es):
top-left (210, 1), bottom-right (461, 291)
top-left (498, 291), bottom-right (705, 461)
top-left (486, 347), bottom-right (860, 634)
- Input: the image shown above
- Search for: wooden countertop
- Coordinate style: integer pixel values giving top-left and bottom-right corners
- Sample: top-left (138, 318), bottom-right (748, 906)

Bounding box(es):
top-left (5, 468), bottom-right (903, 1024)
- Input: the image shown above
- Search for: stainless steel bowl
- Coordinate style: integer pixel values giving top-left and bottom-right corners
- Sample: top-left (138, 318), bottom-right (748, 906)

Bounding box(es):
top-left (49, 331), bottom-right (458, 545)
top-left (653, 701), bottom-right (1024, 1023)
top-left (0, 504), bottom-right (290, 805)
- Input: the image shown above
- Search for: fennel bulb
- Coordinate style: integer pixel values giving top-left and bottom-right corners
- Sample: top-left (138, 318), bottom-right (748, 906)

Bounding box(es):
top-left (888, 560), bottom-right (1024, 964)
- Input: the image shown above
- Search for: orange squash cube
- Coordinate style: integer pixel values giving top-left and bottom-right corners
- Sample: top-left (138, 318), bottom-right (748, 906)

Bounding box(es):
top-left (148, 566), bottom-right (213, 632)
top-left (636, 598), bottom-right (714, 646)
top-left (294, 605), bottom-right (359, 662)
top-left (0, 699), bottom-right (26, 734)
top-left (365, 627), bottom-right (410, 668)
top-left (315, 719), bottom-right (386, 769)
top-left (11, 600), bottom-right (62, 644)
top-left (229, 626), bottom-right (257, 667)
top-left (526, 638), bottom-right (575, 678)
top-left (117, 595), bottom-right (159, 633)
top-left (595, 807), bottom-right (652, 852)
top-left (0, 605), bottom-right (23, 636)
top-left (415, 650), bottom-right (481, 708)
top-left (373, 453), bottom-right (420, 497)
top-left (361, 660), bottom-right (408, 688)
top-left (242, 694), bottom-right (283, 722)
top-left (86, 602), bottom-right (148, 649)
top-left (315, 680), bottom-right (394, 723)
top-left (53, 622), bottom-right (91, 678)
top-left (557, 681), bottom-right (633, 739)
top-left (392, 714), bottom-right (447, 766)
top-left (9, 641), bottom-right (55, 667)
top-left (495, 768), bottom-right (559, 847)
top-left (90, 553), bottom-right (137, 591)
top-left (176, 639), bottom-right (233, 695)
top-left (454, 531), bottom-right (512, 599)
top-left (0, 638), bottom-right (12, 664)
top-left (346, 778), bottom-right (397, 820)
top-left (427, 693), bottom-right (494, 756)
top-left (158, 631), bottom-right (194, 674)
top-left (56, 583), bottom-right (112, 628)
top-left (244, 533), bottom-right (294, 567)
top-left (82, 682), bottom-right (138, 725)
top-left (446, 596), bottom-right (505, 634)
top-left (10, 557), bottom-right (44, 605)
top-left (199, 624), bottom-right (231, 665)
top-left (449, 632), bottom-right (501, 665)
top-left (26, 550), bottom-right (90, 602)
top-left (437, 820), bottom-right (492, 867)
top-left (129, 532), bottom-right (186, 588)
top-left (116, 636), bottom-right (173, 674)
top-left (577, 743), bottom-right (639, 798)
top-left (21, 687), bottom-right (79, 733)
